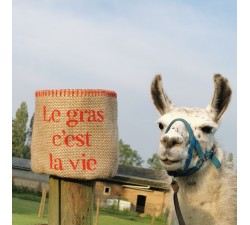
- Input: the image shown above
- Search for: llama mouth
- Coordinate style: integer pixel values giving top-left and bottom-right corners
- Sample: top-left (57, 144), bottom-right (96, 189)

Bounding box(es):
top-left (161, 158), bottom-right (181, 165)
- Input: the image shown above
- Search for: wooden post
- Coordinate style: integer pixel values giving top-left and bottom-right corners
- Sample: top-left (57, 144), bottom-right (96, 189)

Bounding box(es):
top-left (38, 188), bottom-right (47, 218)
top-left (48, 176), bottom-right (95, 225)
top-left (94, 198), bottom-right (100, 225)
top-left (151, 208), bottom-right (157, 225)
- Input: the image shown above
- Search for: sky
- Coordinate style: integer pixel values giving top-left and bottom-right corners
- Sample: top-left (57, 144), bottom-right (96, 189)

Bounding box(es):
top-left (12, 0), bottom-right (237, 167)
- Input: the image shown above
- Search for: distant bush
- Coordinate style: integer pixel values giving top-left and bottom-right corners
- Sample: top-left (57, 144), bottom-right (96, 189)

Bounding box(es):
top-left (12, 184), bottom-right (47, 202)
top-left (13, 183), bottom-right (38, 194)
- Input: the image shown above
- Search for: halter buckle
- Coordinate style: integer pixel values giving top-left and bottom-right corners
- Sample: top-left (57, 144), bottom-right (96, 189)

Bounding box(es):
top-left (212, 145), bottom-right (217, 152)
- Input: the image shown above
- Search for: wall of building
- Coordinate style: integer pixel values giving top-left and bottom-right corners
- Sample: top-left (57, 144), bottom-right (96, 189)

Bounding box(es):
top-left (12, 169), bottom-right (49, 192)
top-left (95, 181), bottom-right (171, 216)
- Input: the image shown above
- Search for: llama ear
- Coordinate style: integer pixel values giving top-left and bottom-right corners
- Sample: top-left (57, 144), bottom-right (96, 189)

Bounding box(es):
top-left (151, 74), bottom-right (173, 115)
top-left (207, 74), bottom-right (232, 122)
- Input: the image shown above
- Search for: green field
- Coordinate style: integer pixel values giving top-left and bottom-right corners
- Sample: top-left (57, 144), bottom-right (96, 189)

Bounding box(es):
top-left (12, 192), bottom-right (167, 225)
top-left (12, 196), bottom-right (48, 225)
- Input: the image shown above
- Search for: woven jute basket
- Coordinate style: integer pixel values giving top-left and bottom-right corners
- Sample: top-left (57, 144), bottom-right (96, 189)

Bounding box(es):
top-left (31, 89), bottom-right (119, 180)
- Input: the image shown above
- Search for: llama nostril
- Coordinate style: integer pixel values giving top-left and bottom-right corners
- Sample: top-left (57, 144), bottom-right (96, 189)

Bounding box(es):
top-left (172, 140), bottom-right (177, 146)
top-left (168, 138), bottom-right (177, 147)
top-left (161, 136), bottom-right (167, 144)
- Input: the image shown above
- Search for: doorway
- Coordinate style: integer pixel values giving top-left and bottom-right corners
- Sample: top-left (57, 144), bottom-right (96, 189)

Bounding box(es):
top-left (136, 195), bottom-right (146, 213)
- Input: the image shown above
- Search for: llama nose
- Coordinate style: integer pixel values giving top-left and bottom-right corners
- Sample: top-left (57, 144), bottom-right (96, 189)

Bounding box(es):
top-left (161, 135), bottom-right (182, 148)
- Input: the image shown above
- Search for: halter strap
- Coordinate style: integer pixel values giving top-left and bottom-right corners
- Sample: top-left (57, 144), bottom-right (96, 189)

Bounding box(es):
top-left (165, 118), bottom-right (221, 177)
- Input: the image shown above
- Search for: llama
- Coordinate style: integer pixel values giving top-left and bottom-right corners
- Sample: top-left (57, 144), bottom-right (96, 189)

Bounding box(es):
top-left (151, 74), bottom-right (236, 225)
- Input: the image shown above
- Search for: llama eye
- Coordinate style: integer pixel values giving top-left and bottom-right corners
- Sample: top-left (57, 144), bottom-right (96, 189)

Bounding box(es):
top-left (201, 126), bottom-right (213, 134)
top-left (158, 123), bottom-right (164, 130)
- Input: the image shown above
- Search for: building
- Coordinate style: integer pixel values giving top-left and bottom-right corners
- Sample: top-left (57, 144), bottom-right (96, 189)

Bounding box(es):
top-left (12, 157), bottom-right (171, 216)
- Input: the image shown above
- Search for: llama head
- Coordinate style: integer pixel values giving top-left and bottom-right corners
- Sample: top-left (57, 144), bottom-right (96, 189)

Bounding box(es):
top-left (151, 74), bottom-right (232, 175)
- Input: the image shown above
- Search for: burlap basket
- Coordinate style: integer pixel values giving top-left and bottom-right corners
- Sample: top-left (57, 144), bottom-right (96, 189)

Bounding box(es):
top-left (31, 89), bottom-right (119, 180)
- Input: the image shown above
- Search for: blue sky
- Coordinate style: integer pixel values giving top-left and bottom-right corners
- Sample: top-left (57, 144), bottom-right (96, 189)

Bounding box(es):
top-left (12, 0), bottom-right (237, 166)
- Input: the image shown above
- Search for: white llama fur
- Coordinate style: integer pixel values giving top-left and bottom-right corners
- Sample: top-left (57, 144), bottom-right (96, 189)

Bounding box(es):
top-left (151, 74), bottom-right (236, 225)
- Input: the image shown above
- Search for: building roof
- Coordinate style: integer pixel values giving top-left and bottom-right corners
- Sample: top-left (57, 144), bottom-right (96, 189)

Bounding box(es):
top-left (114, 165), bottom-right (170, 190)
top-left (12, 157), bottom-right (31, 171)
top-left (12, 157), bottom-right (170, 191)
top-left (117, 165), bottom-right (167, 181)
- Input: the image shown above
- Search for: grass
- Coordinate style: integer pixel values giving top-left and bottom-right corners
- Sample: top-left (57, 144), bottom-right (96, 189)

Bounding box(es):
top-left (12, 190), bottom-right (167, 225)
top-left (12, 197), bottom-right (48, 225)
top-left (97, 214), bottom-right (157, 225)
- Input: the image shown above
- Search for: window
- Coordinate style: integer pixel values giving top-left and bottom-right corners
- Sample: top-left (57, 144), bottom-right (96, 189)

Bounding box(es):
top-left (103, 186), bottom-right (111, 195)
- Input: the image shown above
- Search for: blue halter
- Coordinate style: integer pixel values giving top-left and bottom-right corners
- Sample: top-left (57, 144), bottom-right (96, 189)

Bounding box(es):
top-left (165, 118), bottom-right (221, 177)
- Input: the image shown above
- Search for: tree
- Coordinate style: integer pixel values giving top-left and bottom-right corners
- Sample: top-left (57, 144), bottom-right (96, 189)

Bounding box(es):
top-left (227, 152), bottom-right (233, 163)
top-left (147, 153), bottom-right (162, 170)
top-left (12, 102), bottom-right (29, 158)
top-left (119, 139), bottom-right (144, 167)
top-left (23, 113), bottom-right (34, 159)
top-left (226, 152), bottom-right (234, 169)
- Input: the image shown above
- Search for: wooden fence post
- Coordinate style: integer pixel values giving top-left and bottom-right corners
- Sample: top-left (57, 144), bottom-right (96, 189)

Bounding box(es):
top-left (94, 198), bottom-right (100, 225)
top-left (48, 176), bottom-right (95, 225)
top-left (151, 208), bottom-right (157, 225)
top-left (38, 188), bottom-right (47, 218)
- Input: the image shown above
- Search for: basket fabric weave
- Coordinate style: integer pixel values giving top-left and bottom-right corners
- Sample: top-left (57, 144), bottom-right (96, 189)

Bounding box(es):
top-left (31, 89), bottom-right (119, 180)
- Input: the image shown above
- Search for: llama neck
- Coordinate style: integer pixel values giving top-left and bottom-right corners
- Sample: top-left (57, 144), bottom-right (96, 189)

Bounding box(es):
top-left (170, 149), bottom-right (236, 225)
